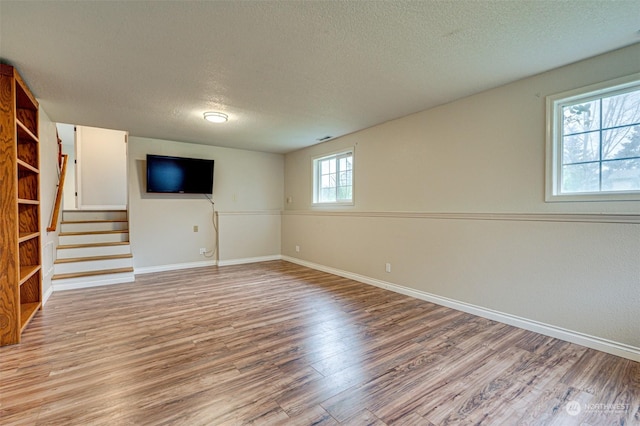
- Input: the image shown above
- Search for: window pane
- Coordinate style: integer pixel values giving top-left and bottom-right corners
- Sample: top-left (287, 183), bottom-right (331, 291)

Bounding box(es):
top-left (602, 90), bottom-right (640, 129)
top-left (337, 186), bottom-right (348, 200)
top-left (562, 163), bottom-right (599, 193)
top-left (314, 151), bottom-right (353, 203)
top-left (602, 125), bottom-right (640, 160)
top-left (321, 174), bottom-right (332, 188)
top-left (549, 79), bottom-right (640, 200)
top-left (338, 157), bottom-right (347, 171)
top-left (563, 101), bottom-right (600, 136)
top-left (337, 185), bottom-right (353, 201)
top-left (563, 132), bottom-right (600, 164)
top-left (321, 173), bottom-right (336, 189)
top-left (320, 187), bottom-right (335, 202)
top-left (321, 159), bottom-right (330, 174)
top-left (602, 159), bottom-right (640, 191)
top-left (338, 171), bottom-right (348, 186)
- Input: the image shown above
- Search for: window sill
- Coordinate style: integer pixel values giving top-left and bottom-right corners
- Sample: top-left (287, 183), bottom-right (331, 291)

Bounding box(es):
top-left (545, 192), bottom-right (640, 202)
top-left (311, 201), bottom-right (355, 208)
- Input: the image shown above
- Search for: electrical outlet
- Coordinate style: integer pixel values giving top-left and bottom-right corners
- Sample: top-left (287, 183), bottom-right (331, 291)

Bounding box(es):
top-left (199, 248), bottom-right (206, 255)
top-left (385, 263), bottom-right (391, 273)
top-left (295, 245), bottom-right (300, 253)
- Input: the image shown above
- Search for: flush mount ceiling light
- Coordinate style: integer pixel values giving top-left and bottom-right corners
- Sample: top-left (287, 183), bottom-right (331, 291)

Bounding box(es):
top-left (203, 112), bottom-right (228, 123)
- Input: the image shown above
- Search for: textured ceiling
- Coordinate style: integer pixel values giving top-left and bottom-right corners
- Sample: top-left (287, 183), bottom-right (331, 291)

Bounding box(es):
top-left (1, 1), bottom-right (639, 153)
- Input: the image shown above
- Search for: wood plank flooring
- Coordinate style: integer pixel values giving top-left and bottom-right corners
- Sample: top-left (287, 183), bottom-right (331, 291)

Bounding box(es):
top-left (1, 260), bottom-right (638, 425)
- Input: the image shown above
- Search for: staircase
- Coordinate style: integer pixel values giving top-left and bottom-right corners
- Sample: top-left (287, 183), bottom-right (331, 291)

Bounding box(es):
top-left (52, 210), bottom-right (134, 290)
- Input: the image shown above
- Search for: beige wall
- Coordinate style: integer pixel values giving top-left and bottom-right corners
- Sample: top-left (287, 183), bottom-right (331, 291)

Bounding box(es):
top-left (283, 44), bottom-right (640, 358)
top-left (285, 44), bottom-right (640, 214)
top-left (128, 136), bottom-right (283, 270)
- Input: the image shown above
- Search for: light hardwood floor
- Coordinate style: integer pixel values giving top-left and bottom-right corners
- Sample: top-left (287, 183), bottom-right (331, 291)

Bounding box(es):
top-left (1, 261), bottom-right (638, 425)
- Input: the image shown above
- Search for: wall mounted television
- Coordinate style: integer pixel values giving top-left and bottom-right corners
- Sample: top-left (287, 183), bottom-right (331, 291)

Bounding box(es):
top-left (146, 154), bottom-right (214, 194)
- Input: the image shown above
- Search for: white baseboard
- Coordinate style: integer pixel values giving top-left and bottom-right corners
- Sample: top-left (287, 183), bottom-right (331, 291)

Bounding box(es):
top-left (42, 285), bottom-right (54, 305)
top-left (133, 256), bottom-right (281, 274)
top-left (135, 260), bottom-right (217, 275)
top-left (217, 255), bottom-right (282, 267)
top-left (117, 255), bottom-right (282, 276)
top-left (282, 256), bottom-right (640, 362)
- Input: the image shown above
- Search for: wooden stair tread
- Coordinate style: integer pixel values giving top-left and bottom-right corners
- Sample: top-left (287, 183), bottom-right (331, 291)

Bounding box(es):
top-left (52, 267), bottom-right (134, 280)
top-left (57, 242), bottom-right (130, 250)
top-left (63, 209), bottom-right (127, 212)
top-left (54, 253), bottom-right (133, 264)
top-left (61, 219), bottom-right (128, 224)
top-left (59, 230), bottom-right (129, 236)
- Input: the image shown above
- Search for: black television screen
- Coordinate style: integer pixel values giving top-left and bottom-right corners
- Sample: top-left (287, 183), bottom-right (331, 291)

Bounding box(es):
top-left (146, 154), bottom-right (214, 194)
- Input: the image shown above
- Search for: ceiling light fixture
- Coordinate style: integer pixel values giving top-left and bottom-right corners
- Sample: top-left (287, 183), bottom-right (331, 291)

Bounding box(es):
top-left (204, 112), bottom-right (228, 123)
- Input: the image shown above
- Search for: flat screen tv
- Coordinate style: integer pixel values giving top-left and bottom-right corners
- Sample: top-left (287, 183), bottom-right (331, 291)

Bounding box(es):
top-left (146, 154), bottom-right (214, 194)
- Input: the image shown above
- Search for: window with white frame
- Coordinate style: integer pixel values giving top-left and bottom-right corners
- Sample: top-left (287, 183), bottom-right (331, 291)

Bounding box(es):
top-left (313, 150), bottom-right (353, 205)
top-left (546, 74), bottom-right (640, 201)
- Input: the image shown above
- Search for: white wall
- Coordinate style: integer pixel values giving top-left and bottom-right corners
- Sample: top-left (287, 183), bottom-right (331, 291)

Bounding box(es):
top-left (76, 126), bottom-right (128, 209)
top-left (128, 136), bottom-right (283, 271)
top-left (282, 44), bottom-right (640, 360)
top-left (39, 108), bottom-right (60, 303)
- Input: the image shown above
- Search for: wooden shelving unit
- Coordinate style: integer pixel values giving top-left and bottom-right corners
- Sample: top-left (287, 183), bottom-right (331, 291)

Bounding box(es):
top-left (0, 64), bottom-right (42, 346)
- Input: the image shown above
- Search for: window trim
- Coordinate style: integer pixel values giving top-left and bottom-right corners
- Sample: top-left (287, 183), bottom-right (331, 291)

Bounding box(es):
top-left (545, 73), bottom-right (640, 202)
top-left (312, 148), bottom-right (354, 207)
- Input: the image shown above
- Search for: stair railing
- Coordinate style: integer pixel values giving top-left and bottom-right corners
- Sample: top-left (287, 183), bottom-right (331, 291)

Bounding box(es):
top-left (47, 154), bottom-right (69, 232)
